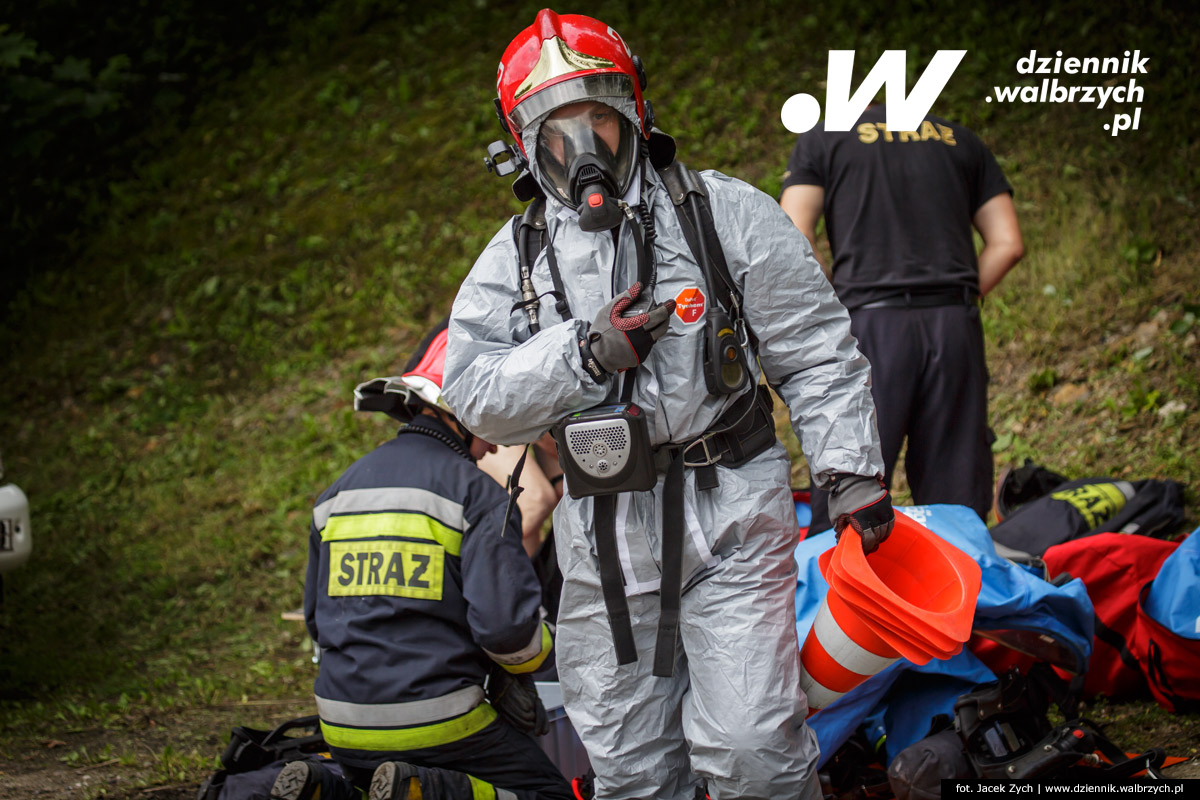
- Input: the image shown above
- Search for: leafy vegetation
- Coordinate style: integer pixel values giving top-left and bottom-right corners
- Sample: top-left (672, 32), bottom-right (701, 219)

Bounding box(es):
top-left (1, 0), bottom-right (1198, 789)
top-left (0, 0), bottom-right (331, 298)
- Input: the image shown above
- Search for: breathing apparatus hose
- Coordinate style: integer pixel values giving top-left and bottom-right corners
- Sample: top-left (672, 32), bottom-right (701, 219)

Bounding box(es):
top-left (517, 201), bottom-right (544, 335)
top-left (615, 196), bottom-right (658, 307)
top-left (636, 200), bottom-right (659, 298)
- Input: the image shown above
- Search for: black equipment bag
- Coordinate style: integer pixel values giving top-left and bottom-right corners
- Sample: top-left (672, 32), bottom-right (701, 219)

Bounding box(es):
top-left (993, 458), bottom-right (1069, 521)
top-left (884, 668), bottom-right (1166, 798)
top-left (990, 469), bottom-right (1185, 557)
top-left (196, 715), bottom-right (334, 800)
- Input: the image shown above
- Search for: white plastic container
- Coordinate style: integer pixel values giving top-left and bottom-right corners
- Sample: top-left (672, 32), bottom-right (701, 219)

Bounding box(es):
top-left (0, 482), bottom-right (32, 575)
top-left (534, 681), bottom-right (591, 781)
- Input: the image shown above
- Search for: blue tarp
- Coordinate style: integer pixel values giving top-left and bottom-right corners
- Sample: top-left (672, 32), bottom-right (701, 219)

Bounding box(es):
top-left (795, 505), bottom-right (1094, 767)
top-left (1144, 526), bottom-right (1200, 640)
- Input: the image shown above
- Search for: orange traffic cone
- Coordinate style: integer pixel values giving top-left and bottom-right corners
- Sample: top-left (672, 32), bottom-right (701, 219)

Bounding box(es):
top-left (800, 584), bottom-right (901, 711)
top-left (800, 512), bottom-right (982, 712)
top-left (820, 548), bottom-right (959, 664)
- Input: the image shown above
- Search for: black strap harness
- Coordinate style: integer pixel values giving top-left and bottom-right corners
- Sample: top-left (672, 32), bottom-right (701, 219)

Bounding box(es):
top-left (510, 159), bottom-right (750, 339)
top-left (507, 159), bottom-right (773, 676)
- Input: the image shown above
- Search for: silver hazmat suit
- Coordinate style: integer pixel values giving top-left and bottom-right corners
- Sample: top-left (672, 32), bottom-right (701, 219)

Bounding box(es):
top-left (444, 164), bottom-right (884, 800)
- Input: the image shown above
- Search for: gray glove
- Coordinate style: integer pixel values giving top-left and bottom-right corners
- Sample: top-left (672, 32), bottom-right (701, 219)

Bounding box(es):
top-left (486, 669), bottom-right (549, 737)
top-left (827, 473), bottom-right (895, 554)
top-left (579, 282), bottom-right (675, 382)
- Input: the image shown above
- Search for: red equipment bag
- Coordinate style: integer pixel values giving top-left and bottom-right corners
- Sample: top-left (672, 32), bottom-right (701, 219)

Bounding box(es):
top-left (971, 533), bottom-right (1180, 702)
top-left (1136, 582), bottom-right (1200, 713)
top-left (1042, 533), bottom-right (1179, 700)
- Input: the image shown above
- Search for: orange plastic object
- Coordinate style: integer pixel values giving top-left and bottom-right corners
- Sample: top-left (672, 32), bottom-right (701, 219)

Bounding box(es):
top-left (801, 512), bottom-right (983, 709)
top-left (823, 544), bottom-right (965, 654)
top-left (800, 588), bottom-right (901, 710)
top-left (833, 512), bottom-right (981, 644)
top-left (821, 551), bottom-right (959, 663)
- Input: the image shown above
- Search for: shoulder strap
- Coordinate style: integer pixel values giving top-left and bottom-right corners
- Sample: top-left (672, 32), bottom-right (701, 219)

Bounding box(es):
top-left (511, 198), bottom-right (572, 327)
top-left (656, 160), bottom-right (757, 349)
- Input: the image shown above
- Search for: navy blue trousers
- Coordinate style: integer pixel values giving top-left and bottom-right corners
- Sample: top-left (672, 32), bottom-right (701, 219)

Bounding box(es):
top-left (337, 718), bottom-right (573, 800)
top-left (811, 303), bottom-right (993, 531)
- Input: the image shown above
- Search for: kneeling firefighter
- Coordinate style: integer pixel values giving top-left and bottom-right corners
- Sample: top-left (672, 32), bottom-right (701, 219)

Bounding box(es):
top-left (444, 10), bottom-right (895, 800)
top-left (271, 320), bottom-right (573, 800)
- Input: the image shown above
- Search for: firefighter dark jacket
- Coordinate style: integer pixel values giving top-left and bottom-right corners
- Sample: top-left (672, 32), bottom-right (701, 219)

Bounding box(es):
top-left (303, 414), bottom-right (552, 764)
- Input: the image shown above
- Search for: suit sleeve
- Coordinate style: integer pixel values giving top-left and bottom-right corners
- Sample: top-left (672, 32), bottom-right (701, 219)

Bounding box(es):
top-left (460, 488), bottom-right (553, 674)
top-left (443, 223), bottom-right (609, 445)
top-left (704, 172), bottom-right (884, 487)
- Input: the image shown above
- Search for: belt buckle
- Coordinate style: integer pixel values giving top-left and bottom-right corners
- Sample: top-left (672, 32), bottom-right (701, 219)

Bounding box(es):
top-left (682, 434), bottom-right (722, 468)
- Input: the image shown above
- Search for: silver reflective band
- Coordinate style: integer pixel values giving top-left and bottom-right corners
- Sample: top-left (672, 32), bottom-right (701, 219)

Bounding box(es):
top-left (510, 73), bottom-right (634, 132)
top-left (314, 686), bottom-right (484, 727)
top-left (800, 678), bottom-right (845, 711)
top-left (812, 602), bottom-right (897, 677)
top-left (313, 487), bottom-right (467, 533)
top-left (483, 623), bottom-right (545, 666)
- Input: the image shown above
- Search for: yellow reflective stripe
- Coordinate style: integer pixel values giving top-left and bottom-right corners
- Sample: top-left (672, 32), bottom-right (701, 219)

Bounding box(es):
top-left (502, 622), bottom-right (553, 675)
top-left (469, 775), bottom-right (497, 800)
top-left (322, 512), bottom-right (463, 557)
top-left (1050, 482), bottom-right (1130, 529)
top-left (321, 703), bottom-right (496, 751)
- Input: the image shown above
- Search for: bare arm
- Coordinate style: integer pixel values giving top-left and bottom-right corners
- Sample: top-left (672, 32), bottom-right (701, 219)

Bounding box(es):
top-left (779, 184), bottom-right (831, 278)
top-left (974, 193), bottom-right (1024, 296)
top-left (477, 444), bottom-right (557, 557)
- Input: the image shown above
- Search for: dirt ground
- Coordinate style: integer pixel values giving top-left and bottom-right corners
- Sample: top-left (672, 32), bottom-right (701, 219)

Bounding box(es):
top-left (0, 700), bottom-right (314, 800)
top-left (2, 700), bottom-right (1197, 799)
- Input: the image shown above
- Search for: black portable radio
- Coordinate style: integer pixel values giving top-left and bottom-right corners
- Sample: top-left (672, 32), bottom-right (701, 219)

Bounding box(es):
top-left (553, 403), bottom-right (657, 499)
top-left (703, 308), bottom-right (750, 395)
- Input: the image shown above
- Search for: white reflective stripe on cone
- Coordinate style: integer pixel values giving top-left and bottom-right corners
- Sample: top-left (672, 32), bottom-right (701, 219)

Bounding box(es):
top-left (799, 673), bottom-right (846, 711)
top-left (812, 601), bottom-right (898, 677)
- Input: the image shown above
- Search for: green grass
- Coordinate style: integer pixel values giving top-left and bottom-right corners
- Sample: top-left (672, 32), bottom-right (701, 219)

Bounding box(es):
top-left (1, 0), bottom-right (1198, 771)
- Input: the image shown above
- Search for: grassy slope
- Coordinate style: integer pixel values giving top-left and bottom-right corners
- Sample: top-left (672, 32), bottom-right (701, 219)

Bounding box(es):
top-left (1, 0), bottom-right (1197, 781)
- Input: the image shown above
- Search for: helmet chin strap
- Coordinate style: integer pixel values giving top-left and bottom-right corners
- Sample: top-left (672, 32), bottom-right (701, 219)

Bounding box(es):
top-left (422, 407), bottom-right (479, 460)
top-left (440, 410), bottom-right (476, 456)
top-left (458, 425), bottom-right (477, 459)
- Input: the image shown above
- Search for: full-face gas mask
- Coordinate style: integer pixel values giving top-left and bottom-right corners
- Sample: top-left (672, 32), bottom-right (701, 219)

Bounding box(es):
top-left (533, 100), bottom-right (638, 231)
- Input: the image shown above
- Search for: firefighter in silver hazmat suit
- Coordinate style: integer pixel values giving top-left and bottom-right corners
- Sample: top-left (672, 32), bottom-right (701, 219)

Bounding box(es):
top-left (444, 10), bottom-right (893, 800)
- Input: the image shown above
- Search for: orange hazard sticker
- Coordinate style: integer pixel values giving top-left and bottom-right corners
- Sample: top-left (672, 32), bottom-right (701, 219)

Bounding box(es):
top-left (674, 287), bottom-right (706, 324)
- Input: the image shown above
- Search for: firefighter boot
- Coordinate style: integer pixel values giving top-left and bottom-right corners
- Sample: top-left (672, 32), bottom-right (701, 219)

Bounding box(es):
top-left (369, 761), bottom-right (517, 800)
top-left (270, 760), bottom-right (359, 800)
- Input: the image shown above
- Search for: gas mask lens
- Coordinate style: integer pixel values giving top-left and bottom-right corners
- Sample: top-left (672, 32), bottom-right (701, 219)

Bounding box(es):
top-left (535, 101), bottom-right (636, 208)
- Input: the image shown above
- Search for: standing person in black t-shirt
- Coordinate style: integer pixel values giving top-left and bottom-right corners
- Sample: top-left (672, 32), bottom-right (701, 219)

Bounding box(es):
top-left (780, 105), bottom-right (1024, 530)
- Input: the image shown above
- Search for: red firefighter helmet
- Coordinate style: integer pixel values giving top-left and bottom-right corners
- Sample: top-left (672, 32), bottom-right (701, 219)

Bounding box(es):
top-left (354, 320), bottom-right (453, 422)
top-left (496, 9), bottom-right (649, 152)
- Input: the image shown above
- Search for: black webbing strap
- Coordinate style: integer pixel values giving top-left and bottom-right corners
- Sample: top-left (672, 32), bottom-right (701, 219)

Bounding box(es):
top-left (1079, 718), bottom-right (1167, 779)
top-left (542, 239), bottom-right (573, 322)
top-left (499, 445), bottom-right (529, 541)
top-left (653, 449), bottom-right (685, 677)
top-left (1092, 614), bottom-right (1141, 673)
top-left (656, 162), bottom-right (759, 351)
top-left (593, 493), bottom-right (638, 665)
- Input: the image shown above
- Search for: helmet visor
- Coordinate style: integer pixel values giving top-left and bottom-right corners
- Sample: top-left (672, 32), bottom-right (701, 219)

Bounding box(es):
top-left (509, 72), bottom-right (634, 132)
top-left (535, 101), bottom-right (637, 206)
